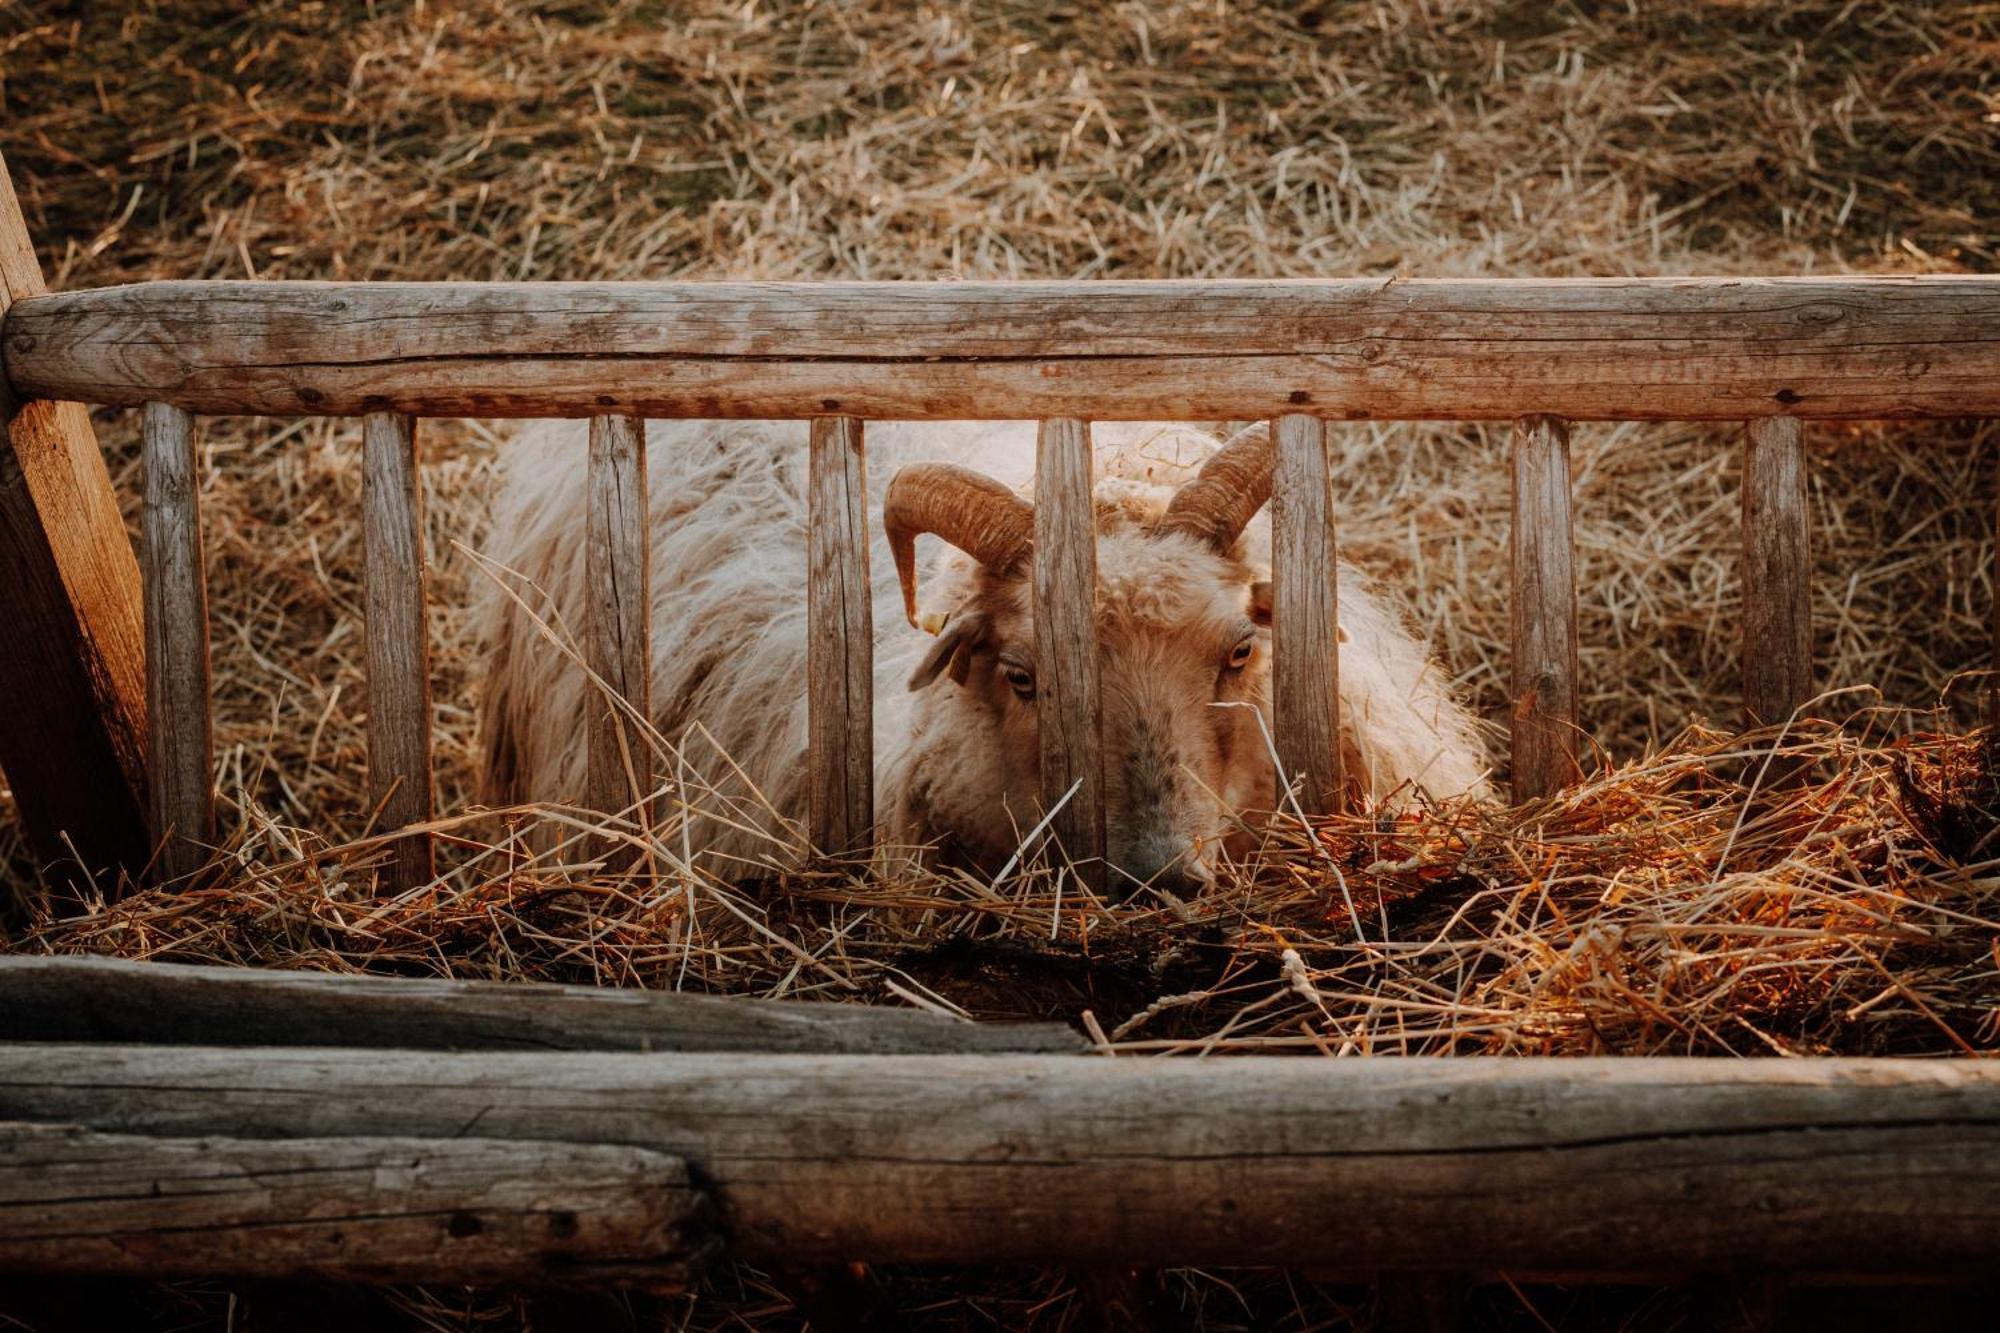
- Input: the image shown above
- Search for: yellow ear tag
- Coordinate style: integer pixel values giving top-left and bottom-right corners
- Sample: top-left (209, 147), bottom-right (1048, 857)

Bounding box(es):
top-left (919, 611), bottom-right (949, 636)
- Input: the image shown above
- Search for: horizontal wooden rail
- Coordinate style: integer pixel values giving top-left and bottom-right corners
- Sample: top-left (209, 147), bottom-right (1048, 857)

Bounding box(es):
top-left (0, 1121), bottom-right (710, 1287)
top-left (5, 1048), bottom-right (1999, 1273)
top-left (7, 277), bottom-right (1999, 420)
top-left (0, 955), bottom-right (1084, 1053)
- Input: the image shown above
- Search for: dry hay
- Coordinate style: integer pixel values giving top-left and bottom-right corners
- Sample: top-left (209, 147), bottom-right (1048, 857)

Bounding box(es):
top-left (2, 0), bottom-right (1999, 1328)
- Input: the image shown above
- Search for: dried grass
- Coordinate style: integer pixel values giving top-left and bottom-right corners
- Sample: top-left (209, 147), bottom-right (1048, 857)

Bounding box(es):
top-left (2, 1), bottom-right (1999, 1327)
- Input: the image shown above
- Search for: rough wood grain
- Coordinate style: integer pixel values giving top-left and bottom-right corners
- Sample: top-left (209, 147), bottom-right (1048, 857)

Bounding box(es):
top-left (1034, 418), bottom-right (1105, 884)
top-left (361, 411), bottom-right (433, 890)
top-left (1271, 414), bottom-right (1342, 815)
top-left (140, 401), bottom-right (212, 884)
top-left (10, 277), bottom-right (2000, 421)
top-left (0, 1120), bottom-right (710, 1286)
top-left (0, 149), bottom-right (150, 896)
top-left (1510, 414), bottom-right (1580, 802)
top-left (806, 416), bottom-right (873, 856)
top-left (6, 1048), bottom-right (2000, 1273)
top-left (585, 414), bottom-right (652, 831)
top-left (1742, 417), bottom-right (1813, 729)
top-left (0, 955), bottom-right (1084, 1054)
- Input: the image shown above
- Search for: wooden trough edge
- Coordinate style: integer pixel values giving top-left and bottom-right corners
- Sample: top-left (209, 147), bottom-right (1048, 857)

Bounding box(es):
top-left (4, 1046), bottom-right (2000, 1274)
top-left (7, 275), bottom-right (2000, 420)
top-left (0, 1120), bottom-right (714, 1288)
top-left (0, 954), bottom-right (1084, 1054)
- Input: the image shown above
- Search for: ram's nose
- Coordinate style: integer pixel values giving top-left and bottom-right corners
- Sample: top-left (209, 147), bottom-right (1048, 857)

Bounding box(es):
top-left (1112, 838), bottom-right (1213, 901)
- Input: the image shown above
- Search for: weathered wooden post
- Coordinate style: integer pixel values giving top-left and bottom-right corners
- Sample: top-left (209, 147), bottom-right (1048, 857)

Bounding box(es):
top-left (1509, 414), bottom-right (1580, 802)
top-left (0, 149), bottom-right (151, 899)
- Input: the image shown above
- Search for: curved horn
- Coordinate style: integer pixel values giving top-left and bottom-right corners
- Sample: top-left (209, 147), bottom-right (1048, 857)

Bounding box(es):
top-left (1156, 422), bottom-right (1276, 552)
top-left (882, 464), bottom-right (1034, 627)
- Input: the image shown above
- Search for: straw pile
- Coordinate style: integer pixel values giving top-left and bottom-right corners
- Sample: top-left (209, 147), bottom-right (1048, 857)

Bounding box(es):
top-left (2, 0), bottom-right (1997, 1326)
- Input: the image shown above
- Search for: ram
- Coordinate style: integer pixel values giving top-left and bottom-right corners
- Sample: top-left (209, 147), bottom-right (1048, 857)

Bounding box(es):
top-left (477, 421), bottom-right (1488, 890)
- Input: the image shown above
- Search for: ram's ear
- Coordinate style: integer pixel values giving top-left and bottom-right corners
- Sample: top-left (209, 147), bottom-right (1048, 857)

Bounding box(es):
top-left (907, 612), bottom-right (989, 691)
top-left (1249, 580), bottom-right (1272, 627)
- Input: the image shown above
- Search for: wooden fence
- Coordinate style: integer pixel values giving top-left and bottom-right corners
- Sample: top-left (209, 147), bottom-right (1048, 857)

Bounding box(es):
top-left (6, 273), bottom-right (1999, 888)
top-left (5, 956), bottom-right (2000, 1294)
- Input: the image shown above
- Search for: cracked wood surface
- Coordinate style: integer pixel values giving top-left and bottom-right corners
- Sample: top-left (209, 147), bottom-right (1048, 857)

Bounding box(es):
top-left (4, 1047), bottom-right (1997, 1271)
top-left (0, 150), bottom-right (151, 895)
top-left (0, 954), bottom-right (1084, 1054)
top-left (806, 415), bottom-right (873, 855)
top-left (1271, 413), bottom-right (1342, 815)
top-left (0, 1120), bottom-right (710, 1286)
top-left (584, 414), bottom-right (651, 832)
top-left (1742, 416), bottom-right (1813, 728)
top-left (140, 401), bottom-right (212, 883)
top-left (1510, 414), bottom-right (1580, 801)
top-left (1034, 417), bottom-right (1106, 882)
top-left (7, 276), bottom-right (1997, 420)
top-left (361, 411), bottom-right (434, 890)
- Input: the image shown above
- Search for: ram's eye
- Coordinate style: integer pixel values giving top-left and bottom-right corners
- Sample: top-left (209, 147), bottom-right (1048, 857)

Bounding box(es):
top-left (1226, 635), bottom-right (1256, 671)
top-left (1002, 665), bottom-right (1036, 700)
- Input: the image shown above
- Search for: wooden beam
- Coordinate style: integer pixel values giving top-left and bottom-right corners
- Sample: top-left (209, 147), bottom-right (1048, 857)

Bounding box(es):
top-left (584, 414), bottom-right (652, 832)
top-left (1742, 417), bottom-right (1813, 729)
top-left (1271, 414), bottom-right (1342, 816)
top-left (10, 277), bottom-right (2000, 421)
top-left (1509, 415), bottom-right (1580, 802)
top-left (806, 416), bottom-right (873, 857)
top-left (361, 411), bottom-right (433, 890)
top-left (0, 150), bottom-right (150, 895)
top-left (6, 1048), bottom-right (2000, 1273)
top-left (0, 1120), bottom-right (711, 1287)
top-left (140, 401), bottom-right (212, 883)
top-left (0, 955), bottom-right (1085, 1054)
top-left (1034, 418), bottom-right (1105, 885)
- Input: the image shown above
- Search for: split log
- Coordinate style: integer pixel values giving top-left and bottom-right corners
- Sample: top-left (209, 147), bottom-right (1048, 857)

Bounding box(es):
top-left (0, 1120), bottom-right (710, 1286)
top-left (10, 277), bottom-right (2000, 421)
top-left (4, 1047), bottom-right (1999, 1274)
top-left (0, 149), bottom-right (151, 897)
top-left (0, 954), bottom-right (1082, 1054)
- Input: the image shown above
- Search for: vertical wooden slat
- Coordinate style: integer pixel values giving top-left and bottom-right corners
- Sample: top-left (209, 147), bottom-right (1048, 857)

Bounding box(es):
top-left (1742, 416), bottom-right (1812, 728)
top-left (1510, 414), bottom-right (1580, 803)
top-left (361, 411), bottom-right (433, 891)
top-left (1034, 418), bottom-right (1105, 884)
top-left (1271, 414), bottom-right (1343, 816)
top-left (140, 402), bottom-right (212, 884)
top-left (806, 416), bottom-right (874, 856)
top-left (585, 414), bottom-right (653, 834)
